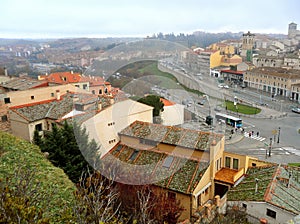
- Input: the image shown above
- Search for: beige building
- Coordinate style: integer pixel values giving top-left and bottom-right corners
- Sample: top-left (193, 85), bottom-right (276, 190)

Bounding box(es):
top-left (0, 84), bottom-right (80, 132)
top-left (244, 67), bottom-right (300, 98)
top-left (8, 91), bottom-right (107, 141)
top-left (160, 98), bottom-right (184, 126)
top-left (102, 120), bottom-right (269, 222)
top-left (82, 99), bottom-right (153, 157)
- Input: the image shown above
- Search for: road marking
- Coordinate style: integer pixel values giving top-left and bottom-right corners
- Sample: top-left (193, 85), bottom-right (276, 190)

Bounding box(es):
top-left (244, 132), bottom-right (265, 141)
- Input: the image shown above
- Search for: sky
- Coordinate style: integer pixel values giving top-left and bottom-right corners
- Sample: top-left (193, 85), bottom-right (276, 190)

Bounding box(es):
top-left (0, 0), bottom-right (300, 38)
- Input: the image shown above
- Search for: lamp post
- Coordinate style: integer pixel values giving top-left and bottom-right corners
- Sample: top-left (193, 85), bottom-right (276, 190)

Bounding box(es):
top-left (277, 127), bottom-right (281, 144)
top-left (269, 138), bottom-right (272, 157)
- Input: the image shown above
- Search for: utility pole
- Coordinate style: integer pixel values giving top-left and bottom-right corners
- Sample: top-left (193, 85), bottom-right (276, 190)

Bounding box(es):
top-left (277, 127), bottom-right (281, 144)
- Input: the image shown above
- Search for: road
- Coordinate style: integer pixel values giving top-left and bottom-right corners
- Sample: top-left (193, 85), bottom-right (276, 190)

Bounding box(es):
top-left (156, 61), bottom-right (300, 164)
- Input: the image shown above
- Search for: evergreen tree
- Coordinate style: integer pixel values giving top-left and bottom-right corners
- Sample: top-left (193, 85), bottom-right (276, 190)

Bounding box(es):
top-left (39, 121), bottom-right (100, 183)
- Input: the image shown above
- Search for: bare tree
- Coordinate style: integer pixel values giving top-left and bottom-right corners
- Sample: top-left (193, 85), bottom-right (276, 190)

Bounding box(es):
top-left (136, 186), bottom-right (156, 224)
top-left (73, 170), bottom-right (121, 224)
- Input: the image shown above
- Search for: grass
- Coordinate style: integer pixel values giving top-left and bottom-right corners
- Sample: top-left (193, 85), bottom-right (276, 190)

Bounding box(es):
top-left (289, 163), bottom-right (300, 167)
top-left (0, 131), bottom-right (76, 223)
top-left (224, 100), bottom-right (261, 115)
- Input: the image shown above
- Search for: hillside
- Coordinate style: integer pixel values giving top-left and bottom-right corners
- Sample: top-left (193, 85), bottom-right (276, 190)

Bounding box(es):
top-left (0, 131), bottom-right (76, 223)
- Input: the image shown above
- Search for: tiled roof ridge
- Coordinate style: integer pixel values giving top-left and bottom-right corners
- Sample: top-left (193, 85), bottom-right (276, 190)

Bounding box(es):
top-left (186, 161), bottom-right (201, 193)
top-left (165, 157), bottom-right (181, 189)
top-left (264, 165), bottom-right (281, 202)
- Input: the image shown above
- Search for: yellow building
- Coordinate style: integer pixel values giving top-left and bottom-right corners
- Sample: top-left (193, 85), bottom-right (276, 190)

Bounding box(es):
top-left (210, 50), bottom-right (242, 69)
top-left (208, 43), bottom-right (235, 55)
top-left (102, 120), bottom-right (270, 222)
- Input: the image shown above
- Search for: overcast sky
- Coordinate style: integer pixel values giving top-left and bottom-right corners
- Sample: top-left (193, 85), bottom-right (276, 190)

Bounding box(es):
top-left (0, 0), bottom-right (299, 38)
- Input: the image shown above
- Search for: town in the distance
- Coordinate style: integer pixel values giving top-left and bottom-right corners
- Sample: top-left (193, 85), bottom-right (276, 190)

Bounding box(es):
top-left (0, 22), bottom-right (299, 224)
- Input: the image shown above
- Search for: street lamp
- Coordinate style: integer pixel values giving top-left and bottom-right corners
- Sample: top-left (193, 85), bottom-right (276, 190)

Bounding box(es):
top-left (277, 127), bottom-right (281, 144)
top-left (269, 137), bottom-right (272, 157)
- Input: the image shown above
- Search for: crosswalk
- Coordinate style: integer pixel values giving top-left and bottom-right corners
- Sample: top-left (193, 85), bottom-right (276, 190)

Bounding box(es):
top-left (243, 132), bottom-right (266, 141)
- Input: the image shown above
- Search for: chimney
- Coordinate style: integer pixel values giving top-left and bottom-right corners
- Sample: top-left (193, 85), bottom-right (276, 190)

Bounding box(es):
top-left (56, 90), bottom-right (61, 100)
top-left (287, 172), bottom-right (292, 188)
top-left (255, 178), bottom-right (259, 193)
top-left (71, 70), bottom-right (73, 74)
top-left (4, 67), bottom-right (8, 76)
top-left (97, 103), bottom-right (102, 111)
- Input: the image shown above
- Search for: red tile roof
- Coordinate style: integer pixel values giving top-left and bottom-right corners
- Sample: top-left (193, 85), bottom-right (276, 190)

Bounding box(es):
top-left (160, 98), bottom-right (175, 106)
top-left (41, 72), bottom-right (82, 84)
top-left (215, 168), bottom-right (239, 185)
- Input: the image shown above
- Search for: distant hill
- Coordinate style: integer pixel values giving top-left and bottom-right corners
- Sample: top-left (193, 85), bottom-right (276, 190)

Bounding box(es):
top-left (0, 131), bottom-right (75, 223)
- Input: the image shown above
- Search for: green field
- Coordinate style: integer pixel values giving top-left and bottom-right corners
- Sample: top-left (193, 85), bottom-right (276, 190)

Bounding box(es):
top-left (225, 100), bottom-right (261, 115)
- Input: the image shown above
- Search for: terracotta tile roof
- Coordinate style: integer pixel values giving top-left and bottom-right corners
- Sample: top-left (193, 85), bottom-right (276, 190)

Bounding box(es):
top-left (227, 164), bottom-right (300, 214)
top-left (160, 98), bottom-right (175, 106)
top-left (215, 168), bottom-right (239, 185)
top-left (41, 72), bottom-right (82, 84)
top-left (102, 143), bottom-right (209, 194)
top-left (221, 70), bottom-right (244, 75)
top-left (41, 72), bottom-right (111, 87)
top-left (119, 121), bottom-right (223, 150)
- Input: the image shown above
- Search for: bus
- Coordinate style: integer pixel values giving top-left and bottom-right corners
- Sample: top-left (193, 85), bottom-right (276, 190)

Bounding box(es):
top-left (215, 113), bottom-right (242, 128)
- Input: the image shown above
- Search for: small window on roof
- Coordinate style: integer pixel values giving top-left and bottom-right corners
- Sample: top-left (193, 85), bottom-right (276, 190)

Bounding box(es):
top-left (31, 95), bottom-right (34, 100)
top-left (4, 97), bottom-right (11, 104)
top-left (115, 144), bottom-right (123, 152)
top-left (162, 156), bottom-right (174, 168)
top-left (128, 150), bottom-right (139, 161)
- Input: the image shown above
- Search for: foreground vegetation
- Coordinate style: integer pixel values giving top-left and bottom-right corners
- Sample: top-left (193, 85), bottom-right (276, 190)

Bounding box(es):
top-left (0, 131), bottom-right (75, 223)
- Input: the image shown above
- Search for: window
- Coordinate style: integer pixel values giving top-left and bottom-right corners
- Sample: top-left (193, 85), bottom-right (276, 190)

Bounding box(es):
top-left (83, 84), bottom-right (88, 90)
top-left (128, 150), bottom-right (139, 161)
top-left (233, 158), bottom-right (239, 170)
top-left (252, 163), bottom-right (257, 167)
top-left (1, 115), bottom-right (8, 122)
top-left (109, 139), bottom-right (116, 144)
top-left (225, 157), bottom-right (231, 168)
top-left (266, 208), bottom-right (276, 219)
top-left (4, 97), bottom-right (11, 104)
top-left (92, 90), bottom-right (95, 94)
top-left (115, 144), bottom-right (123, 152)
top-left (168, 192), bottom-right (176, 200)
top-left (104, 88), bottom-right (108, 94)
top-left (99, 89), bottom-right (102, 94)
top-left (75, 85), bottom-right (79, 88)
top-left (163, 156), bottom-right (174, 168)
top-left (35, 123), bottom-right (42, 132)
top-left (51, 93), bottom-right (54, 97)
top-left (31, 95), bottom-right (34, 100)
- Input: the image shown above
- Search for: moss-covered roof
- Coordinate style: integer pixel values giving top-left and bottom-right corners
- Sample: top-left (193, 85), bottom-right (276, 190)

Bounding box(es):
top-left (119, 120), bottom-right (223, 151)
top-left (227, 164), bottom-right (300, 214)
top-left (0, 131), bottom-right (75, 223)
top-left (102, 143), bottom-right (209, 194)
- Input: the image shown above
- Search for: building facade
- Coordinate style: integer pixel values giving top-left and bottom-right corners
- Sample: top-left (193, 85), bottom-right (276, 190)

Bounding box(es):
top-left (244, 67), bottom-right (300, 98)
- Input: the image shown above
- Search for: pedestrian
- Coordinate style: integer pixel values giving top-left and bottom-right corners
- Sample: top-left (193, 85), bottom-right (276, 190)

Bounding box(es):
top-left (252, 130), bottom-right (254, 136)
top-left (249, 132), bottom-right (251, 137)
top-left (257, 131), bottom-right (259, 137)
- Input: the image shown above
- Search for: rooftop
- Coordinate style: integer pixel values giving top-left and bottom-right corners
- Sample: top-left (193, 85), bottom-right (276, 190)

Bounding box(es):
top-left (215, 167), bottom-right (240, 185)
top-left (102, 143), bottom-right (209, 194)
top-left (227, 165), bottom-right (300, 214)
top-left (0, 77), bottom-right (48, 90)
top-left (119, 120), bottom-right (223, 150)
top-left (248, 67), bottom-right (300, 79)
top-left (9, 92), bottom-right (112, 123)
top-left (160, 98), bottom-right (175, 106)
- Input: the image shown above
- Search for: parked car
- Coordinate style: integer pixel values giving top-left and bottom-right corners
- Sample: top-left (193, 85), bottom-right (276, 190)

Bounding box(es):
top-left (292, 107), bottom-right (300, 114)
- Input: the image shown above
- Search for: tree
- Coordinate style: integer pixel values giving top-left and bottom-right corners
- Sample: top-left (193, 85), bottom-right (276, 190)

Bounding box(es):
top-left (38, 121), bottom-right (100, 183)
top-left (138, 95), bottom-right (164, 119)
top-left (72, 170), bottom-right (121, 224)
top-left (33, 129), bottom-right (42, 147)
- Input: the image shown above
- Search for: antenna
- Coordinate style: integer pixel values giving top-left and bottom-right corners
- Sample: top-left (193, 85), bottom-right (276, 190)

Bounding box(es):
top-left (255, 178), bottom-right (259, 193)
